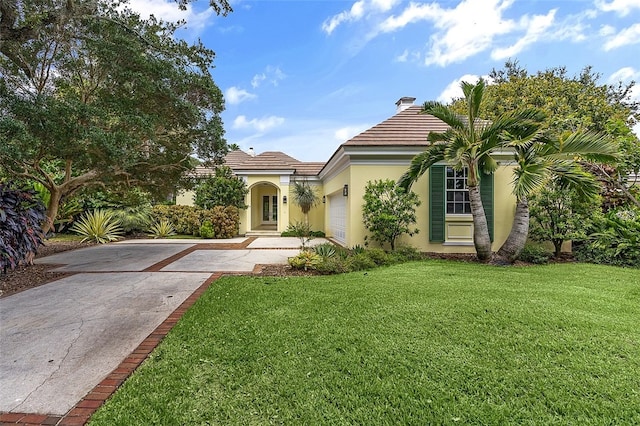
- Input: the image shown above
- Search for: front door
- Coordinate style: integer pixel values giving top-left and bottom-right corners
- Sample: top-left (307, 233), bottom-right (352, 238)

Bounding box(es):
top-left (262, 195), bottom-right (278, 224)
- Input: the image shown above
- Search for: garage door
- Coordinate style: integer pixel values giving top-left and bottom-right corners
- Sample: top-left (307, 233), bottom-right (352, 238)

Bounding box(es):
top-left (329, 194), bottom-right (346, 245)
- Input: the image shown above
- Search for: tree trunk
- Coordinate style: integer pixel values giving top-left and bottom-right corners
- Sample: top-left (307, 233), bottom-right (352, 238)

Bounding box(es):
top-left (468, 184), bottom-right (492, 262)
top-left (553, 240), bottom-right (563, 258)
top-left (43, 186), bottom-right (63, 235)
top-left (496, 197), bottom-right (529, 264)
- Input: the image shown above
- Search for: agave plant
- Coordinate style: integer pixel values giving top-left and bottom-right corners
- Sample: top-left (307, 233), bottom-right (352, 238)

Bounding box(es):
top-left (71, 209), bottom-right (123, 244)
top-left (148, 219), bottom-right (177, 239)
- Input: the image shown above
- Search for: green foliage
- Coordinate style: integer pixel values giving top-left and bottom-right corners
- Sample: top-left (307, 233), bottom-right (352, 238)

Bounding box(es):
top-left (288, 251), bottom-right (322, 271)
top-left (150, 205), bottom-right (239, 239)
top-left (0, 183), bottom-right (46, 273)
top-left (193, 166), bottom-right (248, 210)
top-left (351, 244), bottom-right (366, 255)
top-left (110, 205), bottom-right (152, 234)
top-left (529, 182), bottom-right (602, 257)
top-left (362, 179), bottom-right (420, 250)
top-left (314, 245), bottom-right (421, 275)
top-left (574, 208), bottom-right (640, 268)
top-left (199, 220), bottom-right (215, 239)
top-left (462, 61), bottom-right (639, 207)
top-left (147, 220), bottom-right (176, 239)
top-left (313, 243), bottom-right (336, 258)
top-left (283, 221), bottom-right (314, 250)
top-left (0, 2), bottom-right (228, 232)
top-left (71, 209), bottom-right (123, 244)
top-left (517, 243), bottom-right (552, 265)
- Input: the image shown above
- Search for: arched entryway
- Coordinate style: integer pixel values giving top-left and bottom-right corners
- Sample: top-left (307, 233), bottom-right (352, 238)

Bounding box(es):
top-left (248, 182), bottom-right (280, 233)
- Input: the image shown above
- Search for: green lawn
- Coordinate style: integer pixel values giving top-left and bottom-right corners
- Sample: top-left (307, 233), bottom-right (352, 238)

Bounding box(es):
top-left (89, 261), bottom-right (640, 425)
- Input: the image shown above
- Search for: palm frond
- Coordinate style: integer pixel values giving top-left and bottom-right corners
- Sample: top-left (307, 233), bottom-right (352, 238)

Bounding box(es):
top-left (421, 101), bottom-right (465, 130)
top-left (466, 78), bottom-right (486, 120)
top-left (512, 161), bottom-right (549, 200)
top-left (398, 144), bottom-right (446, 190)
top-left (550, 163), bottom-right (602, 200)
top-left (559, 130), bottom-right (618, 163)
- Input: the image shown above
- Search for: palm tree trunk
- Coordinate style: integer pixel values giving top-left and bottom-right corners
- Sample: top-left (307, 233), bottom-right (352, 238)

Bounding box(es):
top-left (496, 196), bottom-right (529, 264)
top-left (468, 184), bottom-right (492, 262)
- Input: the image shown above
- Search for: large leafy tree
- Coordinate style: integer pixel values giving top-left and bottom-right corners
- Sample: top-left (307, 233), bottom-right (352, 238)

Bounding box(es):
top-left (0, 0), bottom-right (229, 232)
top-left (399, 79), bottom-right (539, 262)
top-left (456, 61), bottom-right (639, 208)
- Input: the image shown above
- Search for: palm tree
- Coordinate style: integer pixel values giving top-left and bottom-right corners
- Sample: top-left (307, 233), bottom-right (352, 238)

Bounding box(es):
top-left (292, 180), bottom-right (319, 225)
top-left (399, 79), bottom-right (541, 262)
top-left (495, 130), bottom-right (618, 263)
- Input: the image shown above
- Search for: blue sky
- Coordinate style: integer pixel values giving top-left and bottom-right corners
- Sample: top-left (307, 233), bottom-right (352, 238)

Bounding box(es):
top-left (129, 0), bottom-right (640, 162)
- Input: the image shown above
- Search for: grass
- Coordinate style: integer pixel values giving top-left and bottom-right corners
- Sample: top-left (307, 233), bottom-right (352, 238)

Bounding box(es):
top-left (89, 261), bottom-right (640, 425)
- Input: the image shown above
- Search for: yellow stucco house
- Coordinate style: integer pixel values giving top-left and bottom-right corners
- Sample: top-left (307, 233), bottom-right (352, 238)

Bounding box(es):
top-left (178, 97), bottom-right (518, 253)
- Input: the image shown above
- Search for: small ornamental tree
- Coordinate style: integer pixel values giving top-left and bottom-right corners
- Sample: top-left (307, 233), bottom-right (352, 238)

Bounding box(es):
top-left (362, 180), bottom-right (421, 250)
top-left (1, 183), bottom-right (46, 273)
top-left (194, 166), bottom-right (248, 210)
top-left (529, 181), bottom-right (601, 257)
top-left (292, 181), bottom-right (320, 225)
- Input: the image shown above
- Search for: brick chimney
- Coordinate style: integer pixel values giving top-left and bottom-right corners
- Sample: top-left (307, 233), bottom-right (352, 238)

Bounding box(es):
top-left (395, 97), bottom-right (416, 113)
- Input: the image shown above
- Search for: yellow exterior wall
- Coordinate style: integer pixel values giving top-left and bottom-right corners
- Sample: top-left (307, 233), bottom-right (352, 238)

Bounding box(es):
top-left (326, 163), bottom-right (517, 253)
top-left (321, 167), bottom-right (350, 241)
top-left (175, 190), bottom-right (195, 206)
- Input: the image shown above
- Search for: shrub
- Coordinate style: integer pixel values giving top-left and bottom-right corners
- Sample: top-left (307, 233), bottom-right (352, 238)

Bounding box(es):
top-left (111, 205), bottom-right (152, 234)
top-left (0, 183), bottom-right (46, 274)
top-left (365, 248), bottom-right (391, 266)
top-left (199, 220), bottom-right (215, 238)
top-left (574, 208), bottom-right (640, 268)
top-left (148, 220), bottom-right (176, 239)
top-left (362, 179), bottom-right (420, 250)
top-left (517, 243), bottom-right (552, 264)
top-left (346, 252), bottom-right (377, 271)
top-left (71, 209), bottom-right (123, 244)
top-left (351, 244), bottom-right (365, 255)
top-left (284, 221), bottom-right (314, 249)
top-left (316, 256), bottom-right (350, 274)
top-left (313, 243), bottom-right (336, 258)
top-left (288, 251), bottom-right (322, 271)
top-left (151, 205), bottom-right (240, 238)
top-left (391, 245), bottom-right (422, 262)
top-left (194, 166), bottom-right (248, 210)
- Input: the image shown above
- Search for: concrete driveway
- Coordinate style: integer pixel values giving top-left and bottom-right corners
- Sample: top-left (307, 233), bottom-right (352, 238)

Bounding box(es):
top-left (0, 237), bottom-right (316, 421)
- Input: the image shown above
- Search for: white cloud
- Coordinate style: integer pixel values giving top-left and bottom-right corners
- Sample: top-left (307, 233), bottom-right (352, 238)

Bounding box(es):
top-left (491, 9), bottom-right (557, 60)
top-left (604, 23), bottom-right (640, 50)
top-left (322, 0), bottom-right (401, 35)
top-left (334, 125), bottom-right (369, 141)
top-left (126, 0), bottom-right (213, 31)
top-left (225, 87), bottom-right (256, 105)
top-left (437, 74), bottom-right (491, 103)
top-left (608, 66), bottom-right (640, 83)
top-left (595, 0), bottom-right (640, 16)
top-left (599, 24), bottom-right (617, 36)
top-left (376, 0), bottom-right (521, 66)
top-left (395, 49), bottom-right (409, 62)
top-left (251, 66), bottom-right (286, 88)
top-left (233, 115), bottom-right (285, 132)
top-left (607, 67), bottom-right (640, 137)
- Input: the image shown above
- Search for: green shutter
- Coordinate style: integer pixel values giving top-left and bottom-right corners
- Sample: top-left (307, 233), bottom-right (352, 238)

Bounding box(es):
top-left (480, 172), bottom-right (494, 242)
top-left (429, 166), bottom-right (445, 242)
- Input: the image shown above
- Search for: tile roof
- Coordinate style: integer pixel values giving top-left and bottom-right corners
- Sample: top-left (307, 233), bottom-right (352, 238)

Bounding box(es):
top-left (343, 105), bottom-right (448, 147)
top-left (224, 150), bottom-right (324, 176)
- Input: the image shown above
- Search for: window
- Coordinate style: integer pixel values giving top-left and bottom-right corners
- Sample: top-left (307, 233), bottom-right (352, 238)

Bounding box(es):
top-left (446, 167), bottom-right (471, 214)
